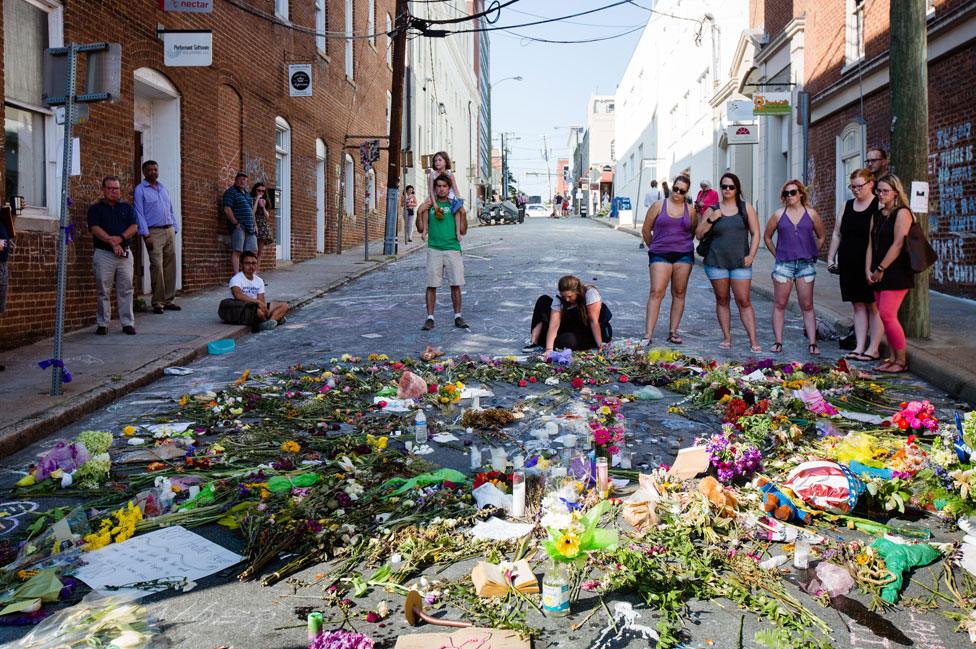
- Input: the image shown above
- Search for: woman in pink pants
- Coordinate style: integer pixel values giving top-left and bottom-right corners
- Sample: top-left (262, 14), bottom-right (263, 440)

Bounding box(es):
top-left (866, 174), bottom-right (914, 373)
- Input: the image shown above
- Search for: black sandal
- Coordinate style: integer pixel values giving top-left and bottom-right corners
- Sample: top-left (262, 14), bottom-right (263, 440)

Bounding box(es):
top-left (667, 332), bottom-right (683, 345)
top-left (808, 343), bottom-right (821, 356)
top-left (771, 342), bottom-right (783, 353)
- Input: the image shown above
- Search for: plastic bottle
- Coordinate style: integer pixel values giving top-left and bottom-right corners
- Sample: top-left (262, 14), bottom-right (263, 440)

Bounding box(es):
top-left (542, 558), bottom-right (571, 617)
top-left (414, 410), bottom-right (428, 445)
top-left (470, 445), bottom-right (482, 470)
top-left (512, 470), bottom-right (526, 517)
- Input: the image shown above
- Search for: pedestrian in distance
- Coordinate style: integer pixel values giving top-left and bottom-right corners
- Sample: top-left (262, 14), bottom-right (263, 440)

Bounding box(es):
top-left (866, 147), bottom-right (890, 183)
top-left (134, 160), bottom-right (180, 314)
top-left (418, 174), bottom-right (469, 331)
top-left (694, 180), bottom-right (719, 215)
top-left (696, 172), bottom-right (763, 353)
top-left (763, 179), bottom-right (826, 355)
top-left (661, 181), bottom-right (670, 200)
top-left (641, 173), bottom-right (697, 346)
top-left (222, 171), bottom-right (258, 275)
top-left (401, 184), bottom-right (417, 243)
top-left (251, 182), bottom-right (275, 270)
top-left (643, 179), bottom-right (663, 209)
top-left (524, 275), bottom-right (612, 355)
top-left (88, 176), bottom-right (138, 335)
top-left (229, 250), bottom-right (288, 332)
top-left (866, 174), bottom-right (915, 373)
top-left (827, 168), bottom-right (884, 362)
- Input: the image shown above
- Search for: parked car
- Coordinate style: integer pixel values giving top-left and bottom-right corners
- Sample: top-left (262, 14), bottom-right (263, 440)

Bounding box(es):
top-left (524, 203), bottom-right (549, 218)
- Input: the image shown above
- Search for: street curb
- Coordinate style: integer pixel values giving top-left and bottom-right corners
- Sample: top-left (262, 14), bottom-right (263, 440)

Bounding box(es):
top-left (0, 245), bottom-right (423, 457)
top-left (591, 216), bottom-right (976, 405)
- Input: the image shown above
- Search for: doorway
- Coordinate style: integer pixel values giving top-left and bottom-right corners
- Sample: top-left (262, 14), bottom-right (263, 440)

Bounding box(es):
top-left (275, 117), bottom-right (292, 261)
top-left (133, 68), bottom-right (182, 294)
top-left (316, 139), bottom-right (327, 253)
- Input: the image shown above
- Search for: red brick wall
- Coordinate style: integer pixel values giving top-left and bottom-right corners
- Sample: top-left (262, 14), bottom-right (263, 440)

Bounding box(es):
top-left (0, 0), bottom-right (395, 350)
top-left (763, 0), bottom-right (794, 39)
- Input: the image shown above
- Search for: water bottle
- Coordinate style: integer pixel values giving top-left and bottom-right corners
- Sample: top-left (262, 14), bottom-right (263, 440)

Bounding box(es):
top-left (470, 445), bottom-right (482, 470)
top-left (414, 409), bottom-right (428, 445)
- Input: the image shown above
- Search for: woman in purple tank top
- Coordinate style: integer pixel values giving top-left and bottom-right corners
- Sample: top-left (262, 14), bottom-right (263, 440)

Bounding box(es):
top-left (762, 179), bottom-right (826, 355)
top-left (640, 173), bottom-right (698, 345)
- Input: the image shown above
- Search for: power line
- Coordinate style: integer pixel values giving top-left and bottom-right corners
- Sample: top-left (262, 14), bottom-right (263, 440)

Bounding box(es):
top-left (505, 24), bottom-right (644, 44)
top-left (222, 0), bottom-right (400, 40)
top-left (430, 0), bottom-right (635, 35)
top-left (419, 0), bottom-right (522, 24)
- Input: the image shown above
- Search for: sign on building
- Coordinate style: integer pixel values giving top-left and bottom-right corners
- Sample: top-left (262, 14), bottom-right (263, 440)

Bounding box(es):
top-left (911, 181), bottom-right (929, 213)
top-left (727, 124), bottom-right (759, 145)
top-left (753, 92), bottom-right (791, 115)
top-left (288, 64), bottom-right (313, 97)
top-left (726, 99), bottom-right (754, 123)
top-left (162, 30), bottom-right (213, 67)
top-left (160, 0), bottom-right (213, 12)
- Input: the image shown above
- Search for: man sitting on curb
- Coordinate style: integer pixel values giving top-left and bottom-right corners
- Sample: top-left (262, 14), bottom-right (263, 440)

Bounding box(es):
top-left (229, 251), bottom-right (288, 331)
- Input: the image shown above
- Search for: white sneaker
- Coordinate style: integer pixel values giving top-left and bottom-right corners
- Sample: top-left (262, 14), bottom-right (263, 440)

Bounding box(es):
top-left (258, 320), bottom-right (278, 331)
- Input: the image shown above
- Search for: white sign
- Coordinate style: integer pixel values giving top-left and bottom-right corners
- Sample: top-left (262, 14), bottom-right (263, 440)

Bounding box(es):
top-left (163, 31), bottom-right (213, 67)
top-left (727, 124), bottom-right (759, 145)
top-left (911, 181), bottom-right (930, 213)
top-left (727, 99), bottom-right (754, 122)
top-left (55, 138), bottom-right (81, 177)
top-left (160, 0), bottom-right (213, 11)
top-left (288, 63), bottom-right (313, 97)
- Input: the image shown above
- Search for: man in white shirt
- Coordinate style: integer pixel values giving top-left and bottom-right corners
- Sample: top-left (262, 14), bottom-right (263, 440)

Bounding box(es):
top-left (228, 251), bottom-right (288, 331)
top-left (643, 180), bottom-right (663, 208)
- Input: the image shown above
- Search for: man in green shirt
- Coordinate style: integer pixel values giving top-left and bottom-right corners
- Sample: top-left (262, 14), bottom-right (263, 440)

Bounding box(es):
top-left (418, 174), bottom-right (469, 330)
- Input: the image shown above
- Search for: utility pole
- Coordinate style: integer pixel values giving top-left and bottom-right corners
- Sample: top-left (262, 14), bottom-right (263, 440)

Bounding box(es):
top-left (382, 0), bottom-right (409, 256)
top-left (501, 132), bottom-right (507, 201)
top-left (890, 0), bottom-right (930, 337)
top-left (542, 134), bottom-right (553, 211)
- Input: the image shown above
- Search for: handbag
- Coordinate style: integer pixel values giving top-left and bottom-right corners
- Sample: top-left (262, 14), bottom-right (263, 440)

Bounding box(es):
top-left (695, 231), bottom-right (713, 258)
top-left (218, 298), bottom-right (259, 325)
top-left (905, 214), bottom-right (937, 273)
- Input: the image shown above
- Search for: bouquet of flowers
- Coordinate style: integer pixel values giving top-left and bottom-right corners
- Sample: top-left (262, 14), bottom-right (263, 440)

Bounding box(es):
top-left (591, 396), bottom-right (625, 458)
top-left (433, 380), bottom-right (464, 406)
top-left (542, 500), bottom-right (618, 562)
top-left (703, 424), bottom-right (762, 484)
top-left (892, 400), bottom-right (938, 434)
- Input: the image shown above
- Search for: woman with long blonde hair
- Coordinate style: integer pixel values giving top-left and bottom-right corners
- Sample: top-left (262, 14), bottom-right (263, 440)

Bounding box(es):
top-left (524, 275), bottom-right (612, 356)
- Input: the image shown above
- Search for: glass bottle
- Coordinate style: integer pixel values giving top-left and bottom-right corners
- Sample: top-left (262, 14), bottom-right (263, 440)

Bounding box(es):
top-left (542, 558), bottom-right (571, 617)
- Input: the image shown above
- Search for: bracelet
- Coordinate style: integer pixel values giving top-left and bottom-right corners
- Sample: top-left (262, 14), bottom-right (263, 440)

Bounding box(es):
top-left (877, 266), bottom-right (886, 272)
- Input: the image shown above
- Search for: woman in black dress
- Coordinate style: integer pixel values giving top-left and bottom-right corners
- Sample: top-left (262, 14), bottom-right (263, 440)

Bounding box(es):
top-left (251, 183), bottom-right (275, 270)
top-left (866, 174), bottom-right (915, 373)
top-left (827, 168), bottom-right (883, 361)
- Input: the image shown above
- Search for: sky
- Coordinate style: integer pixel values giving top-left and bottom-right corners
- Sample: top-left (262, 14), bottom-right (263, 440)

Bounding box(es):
top-left (486, 0), bottom-right (652, 198)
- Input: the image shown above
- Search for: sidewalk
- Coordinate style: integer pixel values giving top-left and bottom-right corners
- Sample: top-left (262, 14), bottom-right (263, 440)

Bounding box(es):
top-left (594, 215), bottom-right (976, 405)
top-left (0, 237), bottom-right (425, 456)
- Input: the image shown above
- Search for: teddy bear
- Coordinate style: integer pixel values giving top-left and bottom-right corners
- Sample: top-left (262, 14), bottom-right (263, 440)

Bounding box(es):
top-left (757, 476), bottom-right (812, 524)
top-left (698, 476), bottom-right (738, 517)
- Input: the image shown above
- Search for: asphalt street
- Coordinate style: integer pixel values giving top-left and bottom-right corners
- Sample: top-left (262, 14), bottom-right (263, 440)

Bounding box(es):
top-left (0, 218), bottom-right (965, 649)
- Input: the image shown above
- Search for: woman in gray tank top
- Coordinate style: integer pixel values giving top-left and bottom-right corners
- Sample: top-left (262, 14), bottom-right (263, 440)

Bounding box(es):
top-left (694, 172), bottom-right (762, 353)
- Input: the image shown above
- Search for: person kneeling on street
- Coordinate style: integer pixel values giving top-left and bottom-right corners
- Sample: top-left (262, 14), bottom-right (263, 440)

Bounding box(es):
top-left (223, 250), bottom-right (288, 332)
top-left (524, 275), bottom-right (612, 357)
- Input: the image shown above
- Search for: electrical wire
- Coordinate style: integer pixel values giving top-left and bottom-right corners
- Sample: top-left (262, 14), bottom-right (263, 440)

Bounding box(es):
top-left (419, 0), bottom-right (521, 24)
top-left (505, 24), bottom-right (644, 44)
top-left (429, 0), bottom-right (634, 34)
top-left (221, 0), bottom-right (401, 40)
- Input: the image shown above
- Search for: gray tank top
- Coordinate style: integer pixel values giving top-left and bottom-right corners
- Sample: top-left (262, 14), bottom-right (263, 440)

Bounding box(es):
top-left (704, 206), bottom-right (750, 269)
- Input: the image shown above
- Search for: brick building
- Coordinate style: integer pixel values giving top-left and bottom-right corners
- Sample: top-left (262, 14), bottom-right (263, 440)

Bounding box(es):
top-left (1, 0), bottom-right (396, 351)
top-left (745, 0), bottom-right (976, 299)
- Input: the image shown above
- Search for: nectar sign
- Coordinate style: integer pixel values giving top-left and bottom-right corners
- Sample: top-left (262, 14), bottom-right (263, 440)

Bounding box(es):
top-left (160, 0), bottom-right (213, 12)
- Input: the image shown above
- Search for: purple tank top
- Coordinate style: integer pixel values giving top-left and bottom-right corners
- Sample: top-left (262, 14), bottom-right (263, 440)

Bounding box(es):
top-left (775, 209), bottom-right (819, 261)
top-left (650, 203), bottom-right (693, 254)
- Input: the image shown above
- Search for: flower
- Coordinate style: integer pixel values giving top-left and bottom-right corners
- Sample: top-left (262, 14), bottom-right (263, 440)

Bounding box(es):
top-left (122, 425), bottom-right (136, 437)
top-left (309, 630), bottom-right (374, 649)
top-left (555, 532), bottom-right (581, 557)
top-left (518, 379), bottom-right (528, 388)
top-left (281, 440), bottom-right (301, 453)
top-left (571, 377), bottom-right (585, 389)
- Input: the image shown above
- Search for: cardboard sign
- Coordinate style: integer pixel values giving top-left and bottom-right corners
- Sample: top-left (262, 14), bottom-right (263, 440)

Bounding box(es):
top-left (667, 445), bottom-right (710, 480)
top-left (394, 627), bottom-right (529, 649)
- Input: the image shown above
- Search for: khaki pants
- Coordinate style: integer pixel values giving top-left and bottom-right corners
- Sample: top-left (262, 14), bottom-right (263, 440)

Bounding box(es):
top-left (93, 248), bottom-right (134, 327)
top-left (148, 226), bottom-right (177, 307)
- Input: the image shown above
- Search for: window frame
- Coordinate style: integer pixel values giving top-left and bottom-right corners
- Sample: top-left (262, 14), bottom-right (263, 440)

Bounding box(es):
top-left (274, 0), bottom-right (288, 21)
top-left (835, 121), bottom-right (866, 216)
top-left (315, 0), bottom-right (327, 54)
top-left (844, 0), bottom-right (866, 68)
top-left (344, 0), bottom-right (354, 79)
top-left (367, 0), bottom-right (376, 48)
top-left (385, 13), bottom-right (393, 67)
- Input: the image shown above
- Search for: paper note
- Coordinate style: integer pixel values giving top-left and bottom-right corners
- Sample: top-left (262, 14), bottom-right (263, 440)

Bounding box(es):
top-left (742, 369), bottom-right (766, 382)
top-left (472, 483), bottom-right (513, 511)
top-left (431, 433), bottom-right (459, 443)
top-left (667, 445), bottom-right (710, 480)
top-left (395, 627), bottom-right (529, 649)
top-left (467, 517), bottom-right (534, 541)
top-left (75, 526), bottom-right (242, 600)
top-left (839, 410), bottom-right (884, 425)
top-left (373, 397), bottom-right (414, 412)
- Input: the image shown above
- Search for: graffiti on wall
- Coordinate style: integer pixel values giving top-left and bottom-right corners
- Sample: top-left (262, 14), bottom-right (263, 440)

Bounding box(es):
top-left (932, 120), bottom-right (976, 295)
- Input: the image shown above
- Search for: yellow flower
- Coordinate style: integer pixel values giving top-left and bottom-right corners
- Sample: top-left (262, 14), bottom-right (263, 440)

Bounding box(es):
top-left (366, 434), bottom-right (388, 450)
top-left (598, 406), bottom-right (612, 415)
top-left (122, 425), bottom-right (136, 437)
top-left (555, 532), bottom-right (580, 557)
top-left (178, 395), bottom-right (189, 407)
top-left (439, 396), bottom-right (450, 404)
top-left (855, 553), bottom-right (870, 565)
top-left (281, 440), bottom-right (301, 453)
top-left (719, 394), bottom-right (732, 404)
top-left (235, 369), bottom-right (251, 385)
top-left (323, 371), bottom-right (333, 379)
top-left (455, 381), bottom-right (464, 389)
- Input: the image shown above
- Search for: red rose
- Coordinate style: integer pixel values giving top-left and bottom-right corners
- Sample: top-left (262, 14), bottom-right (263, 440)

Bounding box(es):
top-left (428, 384), bottom-right (438, 393)
top-left (571, 377), bottom-right (584, 389)
top-left (619, 375), bottom-right (629, 383)
top-left (378, 400), bottom-right (388, 408)
top-left (529, 376), bottom-right (537, 383)
top-left (518, 379), bottom-right (528, 387)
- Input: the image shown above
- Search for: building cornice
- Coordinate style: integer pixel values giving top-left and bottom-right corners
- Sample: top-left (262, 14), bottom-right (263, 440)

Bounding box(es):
top-left (754, 16), bottom-right (805, 66)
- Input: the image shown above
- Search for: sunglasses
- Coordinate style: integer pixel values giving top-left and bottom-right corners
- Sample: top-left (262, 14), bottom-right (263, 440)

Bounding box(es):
top-left (720, 184), bottom-right (736, 191)
top-left (782, 189), bottom-right (799, 197)
top-left (672, 186), bottom-right (688, 195)
top-left (849, 183), bottom-right (867, 191)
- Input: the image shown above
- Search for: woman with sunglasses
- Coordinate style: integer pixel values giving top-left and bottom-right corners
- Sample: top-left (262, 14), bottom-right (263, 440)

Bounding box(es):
top-left (827, 169), bottom-right (884, 362)
top-left (696, 172), bottom-right (762, 352)
top-left (866, 174), bottom-right (914, 373)
top-left (250, 182), bottom-right (274, 269)
top-left (763, 179), bottom-right (826, 355)
top-left (640, 173), bottom-right (697, 345)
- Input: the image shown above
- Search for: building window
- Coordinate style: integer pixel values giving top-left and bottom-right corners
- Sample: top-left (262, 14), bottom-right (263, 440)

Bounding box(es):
top-left (835, 121), bottom-right (865, 214)
top-left (344, 0), bottom-right (353, 79)
top-left (367, 169), bottom-right (376, 212)
top-left (845, 0), bottom-right (865, 66)
top-left (4, 0), bottom-right (63, 214)
top-left (610, 139), bottom-right (615, 162)
top-left (315, 0), bottom-right (326, 53)
top-left (367, 0), bottom-right (375, 47)
top-left (386, 14), bottom-right (392, 66)
top-left (275, 0), bottom-right (288, 21)
top-left (343, 154), bottom-right (355, 216)
top-left (386, 91), bottom-right (392, 134)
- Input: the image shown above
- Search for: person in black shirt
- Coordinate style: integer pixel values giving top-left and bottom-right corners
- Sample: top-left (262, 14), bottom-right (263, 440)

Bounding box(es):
top-left (87, 176), bottom-right (138, 335)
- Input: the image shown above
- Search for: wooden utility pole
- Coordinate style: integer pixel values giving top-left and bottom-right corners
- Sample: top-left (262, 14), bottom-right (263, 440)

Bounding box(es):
top-left (890, 0), bottom-right (930, 337)
top-left (382, 0), bottom-right (409, 256)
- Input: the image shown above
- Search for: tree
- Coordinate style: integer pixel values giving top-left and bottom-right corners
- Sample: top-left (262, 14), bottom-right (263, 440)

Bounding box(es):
top-left (890, 0), bottom-right (930, 337)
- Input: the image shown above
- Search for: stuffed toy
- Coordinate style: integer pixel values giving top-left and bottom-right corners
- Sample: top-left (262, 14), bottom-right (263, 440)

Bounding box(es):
top-left (757, 476), bottom-right (812, 524)
top-left (871, 538), bottom-right (941, 603)
top-left (699, 476), bottom-right (738, 517)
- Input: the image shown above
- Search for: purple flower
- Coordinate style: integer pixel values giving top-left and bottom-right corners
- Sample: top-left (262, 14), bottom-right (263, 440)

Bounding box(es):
top-left (336, 491), bottom-right (353, 508)
top-left (36, 441), bottom-right (90, 480)
top-left (309, 630), bottom-right (374, 649)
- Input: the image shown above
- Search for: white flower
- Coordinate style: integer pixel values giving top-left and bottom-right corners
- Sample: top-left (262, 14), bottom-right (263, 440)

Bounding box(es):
top-left (60, 472), bottom-right (73, 488)
top-left (338, 456), bottom-right (356, 473)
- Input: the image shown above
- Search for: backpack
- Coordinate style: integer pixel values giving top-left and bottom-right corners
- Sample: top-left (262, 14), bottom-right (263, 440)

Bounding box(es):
top-left (218, 298), bottom-right (259, 326)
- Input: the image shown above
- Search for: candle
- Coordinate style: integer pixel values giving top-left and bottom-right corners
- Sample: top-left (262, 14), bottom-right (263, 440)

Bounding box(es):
top-left (596, 457), bottom-right (609, 498)
top-left (512, 470), bottom-right (526, 517)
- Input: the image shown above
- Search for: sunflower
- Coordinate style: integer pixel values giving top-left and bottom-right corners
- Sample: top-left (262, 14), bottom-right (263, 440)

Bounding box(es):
top-left (281, 440), bottom-right (301, 453)
top-left (555, 532), bottom-right (581, 558)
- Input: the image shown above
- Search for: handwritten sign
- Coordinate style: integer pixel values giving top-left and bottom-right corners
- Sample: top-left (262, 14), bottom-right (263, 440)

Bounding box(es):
top-left (75, 526), bottom-right (242, 599)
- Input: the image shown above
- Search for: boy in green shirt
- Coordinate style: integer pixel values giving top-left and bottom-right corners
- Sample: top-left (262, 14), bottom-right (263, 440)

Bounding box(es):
top-left (417, 174), bottom-right (469, 330)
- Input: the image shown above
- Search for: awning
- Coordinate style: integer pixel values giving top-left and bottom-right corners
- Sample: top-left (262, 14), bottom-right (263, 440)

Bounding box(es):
top-left (600, 171), bottom-right (613, 183)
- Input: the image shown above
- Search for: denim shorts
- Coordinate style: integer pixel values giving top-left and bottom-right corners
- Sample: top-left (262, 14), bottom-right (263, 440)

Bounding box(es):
top-left (703, 264), bottom-right (752, 281)
top-left (772, 258), bottom-right (817, 283)
top-left (231, 227), bottom-right (258, 253)
top-left (648, 251), bottom-right (694, 265)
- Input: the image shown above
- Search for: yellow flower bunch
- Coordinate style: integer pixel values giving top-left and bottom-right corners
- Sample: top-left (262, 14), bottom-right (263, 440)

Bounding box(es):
top-left (437, 381), bottom-right (464, 405)
top-left (281, 440), bottom-right (301, 453)
top-left (367, 353), bottom-right (390, 362)
top-left (178, 395), bottom-right (189, 407)
top-left (366, 434), bottom-right (388, 451)
top-left (84, 501), bottom-right (143, 551)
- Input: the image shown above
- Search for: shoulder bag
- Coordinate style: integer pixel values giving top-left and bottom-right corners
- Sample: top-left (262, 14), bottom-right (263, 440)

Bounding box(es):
top-left (218, 298), bottom-right (259, 326)
top-left (904, 212), bottom-right (938, 273)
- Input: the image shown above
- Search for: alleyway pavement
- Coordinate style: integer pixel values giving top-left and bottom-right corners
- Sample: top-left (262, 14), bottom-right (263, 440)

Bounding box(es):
top-left (596, 214), bottom-right (976, 405)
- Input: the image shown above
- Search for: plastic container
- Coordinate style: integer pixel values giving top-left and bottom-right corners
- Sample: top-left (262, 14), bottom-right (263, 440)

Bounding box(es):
top-left (207, 339), bottom-right (235, 355)
top-left (414, 410), bottom-right (428, 445)
top-left (511, 470), bottom-right (526, 517)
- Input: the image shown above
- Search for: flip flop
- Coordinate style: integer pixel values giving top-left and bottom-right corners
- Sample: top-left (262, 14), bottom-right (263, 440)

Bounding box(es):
top-left (808, 343), bottom-right (821, 356)
top-left (718, 340), bottom-right (732, 350)
top-left (667, 332), bottom-right (683, 345)
top-left (854, 353), bottom-right (881, 362)
top-left (772, 342), bottom-right (783, 354)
